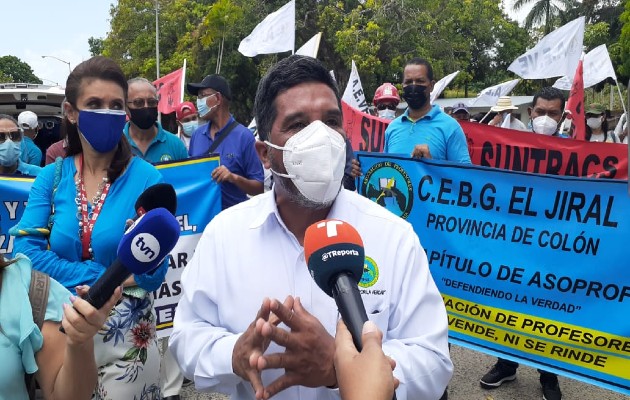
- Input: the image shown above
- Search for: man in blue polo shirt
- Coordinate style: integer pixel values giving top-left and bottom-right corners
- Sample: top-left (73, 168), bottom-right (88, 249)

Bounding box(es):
top-left (384, 58), bottom-right (470, 164)
top-left (187, 74), bottom-right (264, 209)
top-left (123, 77), bottom-right (188, 163)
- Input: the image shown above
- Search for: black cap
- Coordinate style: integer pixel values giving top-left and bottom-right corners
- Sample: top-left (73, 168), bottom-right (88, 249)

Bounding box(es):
top-left (187, 74), bottom-right (232, 100)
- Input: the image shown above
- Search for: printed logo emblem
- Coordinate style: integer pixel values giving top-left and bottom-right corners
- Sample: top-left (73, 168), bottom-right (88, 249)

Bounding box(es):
top-left (131, 233), bottom-right (160, 262)
top-left (359, 256), bottom-right (379, 288)
top-left (160, 154), bottom-right (173, 162)
top-left (360, 161), bottom-right (413, 219)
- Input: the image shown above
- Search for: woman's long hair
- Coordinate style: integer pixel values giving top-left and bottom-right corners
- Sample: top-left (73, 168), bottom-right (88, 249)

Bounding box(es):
top-left (63, 56), bottom-right (132, 183)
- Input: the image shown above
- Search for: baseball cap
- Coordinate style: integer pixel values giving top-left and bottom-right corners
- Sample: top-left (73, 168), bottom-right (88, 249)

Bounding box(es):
top-left (176, 101), bottom-right (197, 120)
top-left (18, 111), bottom-right (38, 129)
top-left (585, 103), bottom-right (605, 115)
top-left (452, 102), bottom-right (469, 114)
top-left (187, 74), bottom-right (232, 100)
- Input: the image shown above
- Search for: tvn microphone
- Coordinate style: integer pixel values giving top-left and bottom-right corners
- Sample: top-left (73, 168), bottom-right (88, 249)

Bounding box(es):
top-left (84, 207), bottom-right (181, 309)
top-left (304, 219), bottom-right (368, 351)
top-left (134, 183), bottom-right (178, 217)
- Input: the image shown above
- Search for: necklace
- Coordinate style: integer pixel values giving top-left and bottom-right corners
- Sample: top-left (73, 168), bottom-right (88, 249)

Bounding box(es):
top-left (75, 154), bottom-right (111, 260)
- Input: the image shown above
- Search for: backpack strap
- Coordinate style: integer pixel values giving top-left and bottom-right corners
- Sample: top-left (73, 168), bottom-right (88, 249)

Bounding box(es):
top-left (208, 120), bottom-right (239, 154)
top-left (26, 270), bottom-right (50, 400)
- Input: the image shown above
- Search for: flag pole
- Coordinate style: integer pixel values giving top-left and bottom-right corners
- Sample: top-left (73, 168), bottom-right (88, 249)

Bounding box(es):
top-left (615, 80), bottom-right (628, 116)
top-left (181, 59), bottom-right (187, 103)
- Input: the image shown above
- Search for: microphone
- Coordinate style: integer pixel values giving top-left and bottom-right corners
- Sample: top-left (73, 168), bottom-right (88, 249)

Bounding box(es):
top-left (84, 207), bottom-right (181, 309)
top-left (304, 219), bottom-right (367, 351)
top-left (134, 183), bottom-right (178, 217)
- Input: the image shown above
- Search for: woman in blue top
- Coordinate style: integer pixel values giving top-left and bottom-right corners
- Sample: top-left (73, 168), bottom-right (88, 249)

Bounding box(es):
top-left (0, 252), bottom-right (121, 400)
top-left (12, 56), bottom-right (167, 399)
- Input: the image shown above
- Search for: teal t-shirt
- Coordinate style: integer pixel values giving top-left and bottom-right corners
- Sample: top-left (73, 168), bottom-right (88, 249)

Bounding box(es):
top-left (123, 122), bottom-right (188, 163)
top-left (0, 254), bottom-right (70, 400)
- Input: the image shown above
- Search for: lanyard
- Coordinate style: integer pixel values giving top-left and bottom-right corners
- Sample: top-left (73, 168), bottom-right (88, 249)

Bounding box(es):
top-left (78, 155), bottom-right (111, 260)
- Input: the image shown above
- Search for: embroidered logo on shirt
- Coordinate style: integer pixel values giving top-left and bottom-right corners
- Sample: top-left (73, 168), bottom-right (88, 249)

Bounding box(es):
top-left (160, 154), bottom-right (173, 162)
top-left (360, 161), bottom-right (413, 219)
top-left (359, 256), bottom-right (379, 288)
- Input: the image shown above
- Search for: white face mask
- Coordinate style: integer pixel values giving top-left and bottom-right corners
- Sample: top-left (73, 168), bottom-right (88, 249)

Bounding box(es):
top-left (378, 109), bottom-right (396, 120)
top-left (586, 117), bottom-right (602, 130)
top-left (181, 120), bottom-right (198, 136)
top-left (265, 120), bottom-right (346, 206)
top-left (532, 115), bottom-right (558, 135)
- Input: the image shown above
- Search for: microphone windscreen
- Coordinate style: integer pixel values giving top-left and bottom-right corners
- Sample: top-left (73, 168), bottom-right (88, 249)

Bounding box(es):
top-left (135, 183), bottom-right (178, 216)
top-left (117, 207), bottom-right (181, 275)
top-left (304, 219), bottom-right (365, 296)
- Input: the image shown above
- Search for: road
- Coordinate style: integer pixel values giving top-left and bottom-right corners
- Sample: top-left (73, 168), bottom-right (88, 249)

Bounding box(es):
top-left (180, 344), bottom-right (627, 399)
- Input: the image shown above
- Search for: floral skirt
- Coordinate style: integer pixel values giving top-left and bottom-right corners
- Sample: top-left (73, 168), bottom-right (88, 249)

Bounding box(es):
top-left (92, 293), bottom-right (161, 400)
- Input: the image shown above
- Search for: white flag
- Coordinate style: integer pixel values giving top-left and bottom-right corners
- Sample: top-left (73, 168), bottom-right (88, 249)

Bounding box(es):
top-left (238, 0), bottom-right (295, 57)
top-left (342, 60), bottom-right (369, 113)
top-left (508, 17), bottom-right (585, 79)
top-left (295, 32), bottom-right (322, 58)
top-left (468, 79), bottom-right (520, 107)
top-left (430, 71), bottom-right (459, 104)
top-left (553, 44), bottom-right (617, 90)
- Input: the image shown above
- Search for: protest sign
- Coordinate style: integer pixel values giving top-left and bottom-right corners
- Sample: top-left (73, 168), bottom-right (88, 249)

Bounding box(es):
top-left (342, 60), bottom-right (369, 113)
top-left (356, 152), bottom-right (630, 395)
top-left (238, 0), bottom-right (295, 57)
top-left (154, 65), bottom-right (184, 115)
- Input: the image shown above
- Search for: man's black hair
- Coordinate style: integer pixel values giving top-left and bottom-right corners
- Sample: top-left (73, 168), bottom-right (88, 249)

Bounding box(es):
top-left (254, 55), bottom-right (340, 142)
top-left (405, 57), bottom-right (434, 81)
top-left (532, 87), bottom-right (565, 110)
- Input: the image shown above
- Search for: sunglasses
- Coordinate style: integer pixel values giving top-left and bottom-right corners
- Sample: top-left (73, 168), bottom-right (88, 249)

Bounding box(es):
top-left (127, 98), bottom-right (160, 108)
top-left (376, 104), bottom-right (396, 111)
top-left (0, 130), bottom-right (22, 143)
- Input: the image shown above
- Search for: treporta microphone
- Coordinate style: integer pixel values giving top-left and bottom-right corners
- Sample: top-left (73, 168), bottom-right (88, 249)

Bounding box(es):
top-left (84, 207), bottom-right (181, 309)
top-left (304, 219), bottom-right (367, 351)
top-left (134, 183), bottom-right (178, 217)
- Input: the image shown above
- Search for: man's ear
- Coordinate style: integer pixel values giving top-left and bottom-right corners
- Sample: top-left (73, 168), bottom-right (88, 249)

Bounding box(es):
top-left (527, 107), bottom-right (533, 118)
top-left (255, 140), bottom-right (271, 169)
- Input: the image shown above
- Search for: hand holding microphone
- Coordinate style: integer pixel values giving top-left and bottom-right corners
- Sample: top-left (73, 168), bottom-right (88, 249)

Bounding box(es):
top-left (304, 219), bottom-right (397, 400)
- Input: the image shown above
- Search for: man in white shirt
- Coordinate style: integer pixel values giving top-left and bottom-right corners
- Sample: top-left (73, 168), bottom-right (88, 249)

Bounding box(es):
top-left (170, 55), bottom-right (452, 400)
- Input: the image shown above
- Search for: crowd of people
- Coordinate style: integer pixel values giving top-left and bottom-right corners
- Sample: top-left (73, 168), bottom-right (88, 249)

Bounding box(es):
top-left (0, 51), bottom-right (626, 400)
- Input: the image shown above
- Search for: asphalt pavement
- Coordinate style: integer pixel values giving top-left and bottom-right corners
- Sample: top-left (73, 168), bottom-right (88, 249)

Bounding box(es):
top-left (180, 344), bottom-right (628, 400)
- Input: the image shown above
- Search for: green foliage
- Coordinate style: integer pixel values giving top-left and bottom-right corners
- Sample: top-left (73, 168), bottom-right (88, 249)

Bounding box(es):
top-left (0, 56), bottom-right (41, 83)
top-left (88, 37), bottom-right (105, 56)
top-left (618, 0), bottom-right (630, 80)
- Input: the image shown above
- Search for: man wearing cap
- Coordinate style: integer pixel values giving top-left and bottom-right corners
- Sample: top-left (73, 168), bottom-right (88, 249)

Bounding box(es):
top-left (373, 83), bottom-right (400, 120)
top-left (488, 96), bottom-right (527, 131)
top-left (123, 77), bottom-right (188, 163)
top-left (187, 74), bottom-right (264, 209)
top-left (451, 103), bottom-right (470, 121)
top-left (384, 58), bottom-right (471, 163)
top-left (176, 102), bottom-right (198, 150)
top-left (17, 111), bottom-right (43, 166)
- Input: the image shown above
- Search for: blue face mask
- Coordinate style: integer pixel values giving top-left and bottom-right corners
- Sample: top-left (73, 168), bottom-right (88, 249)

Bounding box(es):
top-left (78, 109), bottom-right (127, 153)
top-left (0, 139), bottom-right (21, 167)
top-left (196, 93), bottom-right (217, 119)
top-left (181, 120), bottom-right (198, 136)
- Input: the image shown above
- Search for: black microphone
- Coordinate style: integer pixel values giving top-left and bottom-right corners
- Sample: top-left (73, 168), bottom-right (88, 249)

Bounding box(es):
top-left (304, 219), bottom-right (367, 350)
top-left (134, 183), bottom-right (178, 218)
top-left (61, 208), bottom-right (180, 333)
top-left (305, 219), bottom-right (397, 400)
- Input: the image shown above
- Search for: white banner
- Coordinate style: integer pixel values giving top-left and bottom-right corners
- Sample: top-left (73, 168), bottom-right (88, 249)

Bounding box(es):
top-left (295, 32), bottom-right (322, 58)
top-left (238, 0), bottom-right (295, 57)
top-left (468, 78), bottom-right (520, 107)
top-left (430, 70), bottom-right (459, 104)
top-left (342, 60), bottom-right (369, 113)
top-left (553, 44), bottom-right (617, 90)
top-left (508, 17), bottom-right (585, 79)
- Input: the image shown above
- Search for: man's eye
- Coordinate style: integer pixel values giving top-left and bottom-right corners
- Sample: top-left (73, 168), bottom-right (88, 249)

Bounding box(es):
top-left (326, 119), bottom-right (340, 128)
top-left (289, 122), bottom-right (307, 131)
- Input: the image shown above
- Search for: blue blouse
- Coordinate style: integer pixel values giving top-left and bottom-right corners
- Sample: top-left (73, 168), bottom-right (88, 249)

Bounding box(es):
top-left (0, 254), bottom-right (70, 400)
top-left (13, 156), bottom-right (167, 294)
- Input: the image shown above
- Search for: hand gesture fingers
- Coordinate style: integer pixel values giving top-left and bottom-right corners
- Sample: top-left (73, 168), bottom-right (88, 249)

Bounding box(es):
top-left (62, 286), bottom-right (122, 345)
top-left (411, 144), bottom-right (432, 159)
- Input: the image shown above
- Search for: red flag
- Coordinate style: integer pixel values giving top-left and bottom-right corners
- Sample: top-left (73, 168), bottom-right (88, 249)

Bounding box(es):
top-left (153, 68), bottom-right (183, 115)
top-left (565, 60), bottom-right (585, 140)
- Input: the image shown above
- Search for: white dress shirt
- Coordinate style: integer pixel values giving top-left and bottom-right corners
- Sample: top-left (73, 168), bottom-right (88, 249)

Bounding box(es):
top-left (170, 189), bottom-right (453, 400)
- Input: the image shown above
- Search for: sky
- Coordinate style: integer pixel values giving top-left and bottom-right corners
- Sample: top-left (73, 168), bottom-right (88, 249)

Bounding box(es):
top-left (0, 0), bottom-right (528, 88)
top-left (0, 0), bottom-right (117, 87)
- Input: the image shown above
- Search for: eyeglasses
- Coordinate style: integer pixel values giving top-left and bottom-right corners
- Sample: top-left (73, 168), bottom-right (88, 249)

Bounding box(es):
top-left (0, 130), bottom-right (22, 143)
top-left (127, 98), bottom-right (159, 108)
top-left (198, 92), bottom-right (218, 100)
top-left (376, 104), bottom-right (396, 111)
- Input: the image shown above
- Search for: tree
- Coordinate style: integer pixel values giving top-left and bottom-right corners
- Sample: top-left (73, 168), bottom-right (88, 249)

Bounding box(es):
top-left (88, 37), bottom-right (105, 56)
top-left (513, 0), bottom-right (564, 34)
top-left (0, 56), bottom-right (42, 83)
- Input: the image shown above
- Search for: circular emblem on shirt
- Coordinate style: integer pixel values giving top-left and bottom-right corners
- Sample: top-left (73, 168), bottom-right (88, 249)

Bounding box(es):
top-left (359, 161), bottom-right (413, 219)
top-left (359, 256), bottom-right (379, 288)
top-left (160, 154), bottom-right (173, 162)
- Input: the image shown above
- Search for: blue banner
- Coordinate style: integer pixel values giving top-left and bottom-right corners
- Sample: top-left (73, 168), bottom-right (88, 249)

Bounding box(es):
top-left (0, 156), bottom-right (222, 337)
top-left (356, 152), bottom-right (630, 395)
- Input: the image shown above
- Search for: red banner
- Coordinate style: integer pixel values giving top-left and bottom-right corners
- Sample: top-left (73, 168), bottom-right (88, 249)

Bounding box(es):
top-left (566, 59), bottom-right (586, 140)
top-left (342, 101), bottom-right (628, 179)
top-left (154, 68), bottom-right (183, 115)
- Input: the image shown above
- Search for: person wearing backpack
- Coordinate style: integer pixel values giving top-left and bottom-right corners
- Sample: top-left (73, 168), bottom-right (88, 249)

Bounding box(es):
top-left (0, 251), bottom-right (121, 400)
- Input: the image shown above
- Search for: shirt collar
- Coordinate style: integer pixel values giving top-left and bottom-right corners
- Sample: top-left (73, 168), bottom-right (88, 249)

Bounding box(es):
top-left (401, 104), bottom-right (440, 122)
top-left (124, 122), bottom-right (166, 148)
top-left (203, 115), bottom-right (235, 138)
